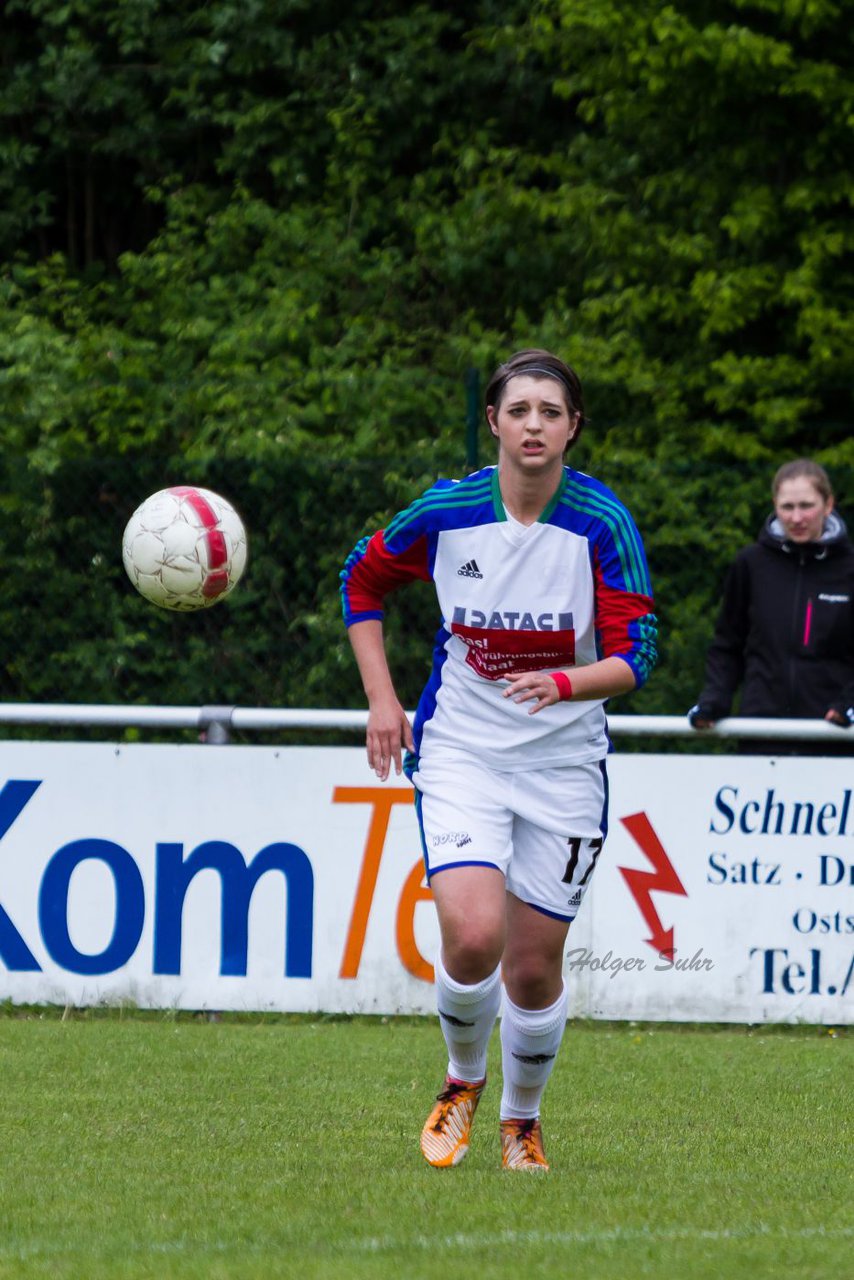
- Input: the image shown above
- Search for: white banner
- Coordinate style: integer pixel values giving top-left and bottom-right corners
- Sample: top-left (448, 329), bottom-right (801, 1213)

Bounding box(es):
top-left (0, 743), bottom-right (850, 1023)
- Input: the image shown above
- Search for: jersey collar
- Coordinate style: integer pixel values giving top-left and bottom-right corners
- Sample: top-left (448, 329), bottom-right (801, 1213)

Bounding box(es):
top-left (490, 466), bottom-right (567, 524)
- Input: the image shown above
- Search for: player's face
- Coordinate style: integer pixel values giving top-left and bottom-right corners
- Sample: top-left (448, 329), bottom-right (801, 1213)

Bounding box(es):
top-left (487, 376), bottom-right (579, 472)
top-left (774, 477), bottom-right (832, 543)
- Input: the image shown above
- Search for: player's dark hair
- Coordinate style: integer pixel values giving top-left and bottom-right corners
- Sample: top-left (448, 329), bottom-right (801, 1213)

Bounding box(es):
top-left (485, 349), bottom-right (587, 450)
top-left (772, 458), bottom-right (833, 502)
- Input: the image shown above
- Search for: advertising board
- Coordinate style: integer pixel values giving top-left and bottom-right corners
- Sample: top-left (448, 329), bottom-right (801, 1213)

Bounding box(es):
top-left (0, 744), bottom-right (850, 1022)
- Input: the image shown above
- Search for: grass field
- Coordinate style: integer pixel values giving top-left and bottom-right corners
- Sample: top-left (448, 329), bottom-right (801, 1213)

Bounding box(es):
top-left (0, 1011), bottom-right (850, 1280)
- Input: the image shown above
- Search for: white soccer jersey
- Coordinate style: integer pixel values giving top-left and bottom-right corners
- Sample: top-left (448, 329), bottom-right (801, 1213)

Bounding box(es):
top-left (341, 466), bottom-right (656, 771)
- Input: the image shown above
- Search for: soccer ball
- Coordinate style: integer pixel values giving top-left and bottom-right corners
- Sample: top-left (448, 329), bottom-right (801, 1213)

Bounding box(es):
top-left (122, 486), bottom-right (248, 611)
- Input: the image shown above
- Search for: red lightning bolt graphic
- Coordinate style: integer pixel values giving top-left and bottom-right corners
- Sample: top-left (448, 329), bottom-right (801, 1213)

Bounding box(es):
top-left (618, 812), bottom-right (688, 961)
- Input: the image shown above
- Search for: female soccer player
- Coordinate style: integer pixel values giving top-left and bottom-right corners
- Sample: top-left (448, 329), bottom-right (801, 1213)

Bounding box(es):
top-left (340, 349), bottom-right (657, 1171)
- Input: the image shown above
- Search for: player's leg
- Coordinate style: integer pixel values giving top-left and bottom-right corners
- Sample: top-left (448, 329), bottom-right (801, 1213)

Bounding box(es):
top-left (498, 759), bottom-right (609, 1170)
top-left (432, 864), bottom-right (506, 1074)
top-left (498, 899), bottom-right (570, 1171)
top-left (420, 865), bottom-right (506, 1168)
top-left (412, 752), bottom-right (514, 1166)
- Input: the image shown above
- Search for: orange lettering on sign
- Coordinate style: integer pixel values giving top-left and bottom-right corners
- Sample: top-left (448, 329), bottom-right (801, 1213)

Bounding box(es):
top-left (333, 787), bottom-right (413, 979)
top-left (396, 859), bottom-right (434, 983)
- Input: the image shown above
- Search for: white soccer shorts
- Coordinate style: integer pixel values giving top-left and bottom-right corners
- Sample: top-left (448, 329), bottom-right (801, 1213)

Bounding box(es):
top-left (412, 752), bottom-right (609, 921)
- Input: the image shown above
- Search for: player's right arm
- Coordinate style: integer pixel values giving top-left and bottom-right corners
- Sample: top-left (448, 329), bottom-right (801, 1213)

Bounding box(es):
top-left (340, 510), bottom-right (434, 780)
top-left (347, 619), bottom-right (414, 780)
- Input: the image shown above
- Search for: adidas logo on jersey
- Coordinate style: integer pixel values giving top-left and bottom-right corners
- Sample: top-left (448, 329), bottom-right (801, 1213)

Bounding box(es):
top-left (457, 559), bottom-right (483, 579)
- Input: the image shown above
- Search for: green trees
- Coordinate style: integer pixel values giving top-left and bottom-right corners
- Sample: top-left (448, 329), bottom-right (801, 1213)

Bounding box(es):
top-left (1, 1), bottom-right (852, 722)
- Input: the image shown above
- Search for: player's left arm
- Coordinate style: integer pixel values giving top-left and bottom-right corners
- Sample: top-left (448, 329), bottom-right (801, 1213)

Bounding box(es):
top-left (504, 653), bottom-right (639, 713)
top-left (505, 503), bottom-right (657, 714)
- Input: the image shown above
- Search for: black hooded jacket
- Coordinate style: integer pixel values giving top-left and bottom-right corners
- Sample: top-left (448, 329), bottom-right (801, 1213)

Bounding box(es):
top-left (696, 511), bottom-right (854, 721)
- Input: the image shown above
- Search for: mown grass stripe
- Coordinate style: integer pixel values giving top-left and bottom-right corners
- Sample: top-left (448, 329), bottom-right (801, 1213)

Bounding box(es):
top-left (355, 1223), bottom-right (854, 1254)
top-left (1, 1222), bottom-right (849, 1264)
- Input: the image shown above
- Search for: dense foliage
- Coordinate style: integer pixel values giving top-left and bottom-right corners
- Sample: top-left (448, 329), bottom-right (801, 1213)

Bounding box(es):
top-left (1, 0), bottom-right (853, 730)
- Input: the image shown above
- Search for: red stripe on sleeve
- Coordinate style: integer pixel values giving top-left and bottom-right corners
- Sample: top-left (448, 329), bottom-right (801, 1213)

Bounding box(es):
top-left (346, 530), bottom-right (431, 614)
top-left (595, 581), bottom-right (655, 657)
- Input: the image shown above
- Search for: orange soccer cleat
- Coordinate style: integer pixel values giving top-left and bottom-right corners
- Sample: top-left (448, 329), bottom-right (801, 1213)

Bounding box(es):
top-left (420, 1076), bottom-right (486, 1168)
top-left (500, 1117), bottom-right (550, 1171)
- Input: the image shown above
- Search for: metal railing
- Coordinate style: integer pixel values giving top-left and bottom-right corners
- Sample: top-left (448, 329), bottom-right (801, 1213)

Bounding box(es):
top-left (0, 703), bottom-right (850, 746)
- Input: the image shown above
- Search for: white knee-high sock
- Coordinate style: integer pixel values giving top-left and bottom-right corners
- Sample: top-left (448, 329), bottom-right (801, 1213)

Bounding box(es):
top-left (500, 985), bottom-right (569, 1120)
top-left (434, 952), bottom-right (502, 1084)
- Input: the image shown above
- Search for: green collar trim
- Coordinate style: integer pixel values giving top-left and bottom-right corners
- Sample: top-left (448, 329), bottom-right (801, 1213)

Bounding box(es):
top-left (490, 467), bottom-right (567, 524)
top-left (490, 468), bottom-right (507, 521)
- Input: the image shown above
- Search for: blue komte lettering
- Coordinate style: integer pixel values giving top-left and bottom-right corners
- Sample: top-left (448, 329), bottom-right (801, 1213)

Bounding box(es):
top-left (0, 773), bottom-right (316, 979)
top-left (40, 839), bottom-right (145, 975)
top-left (154, 841), bottom-right (314, 978)
top-left (0, 780), bottom-right (44, 970)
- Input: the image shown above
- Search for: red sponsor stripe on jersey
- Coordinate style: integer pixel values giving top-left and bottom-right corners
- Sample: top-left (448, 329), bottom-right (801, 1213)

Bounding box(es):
top-left (169, 486), bottom-right (230, 599)
top-left (451, 622), bottom-right (575, 680)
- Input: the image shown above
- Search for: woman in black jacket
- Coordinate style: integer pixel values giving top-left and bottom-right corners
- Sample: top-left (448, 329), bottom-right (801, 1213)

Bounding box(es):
top-left (689, 459), bottom-right (854, 753)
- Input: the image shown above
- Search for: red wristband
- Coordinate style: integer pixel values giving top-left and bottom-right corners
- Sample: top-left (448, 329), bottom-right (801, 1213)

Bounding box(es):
top-left (549, 671), bottom-right (573, 701)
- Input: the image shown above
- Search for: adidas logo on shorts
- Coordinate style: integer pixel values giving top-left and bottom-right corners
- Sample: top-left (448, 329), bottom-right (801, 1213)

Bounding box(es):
top-left (457, 559), bottom-right (483, 579)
